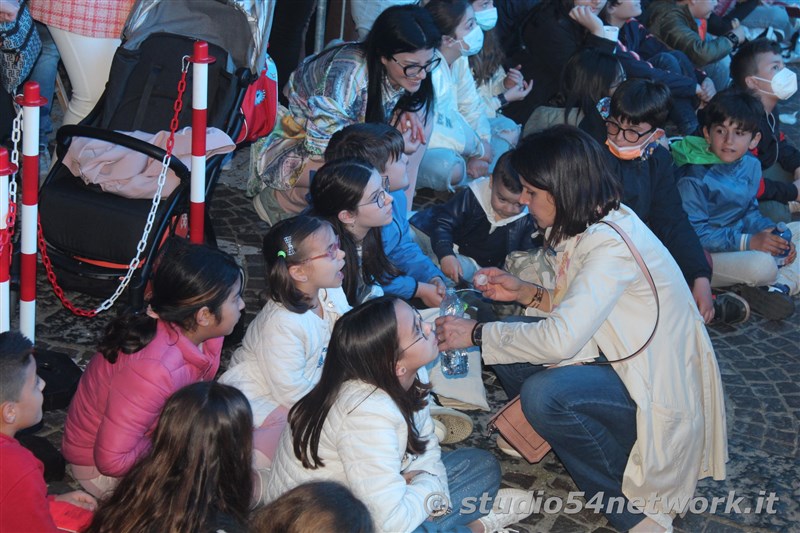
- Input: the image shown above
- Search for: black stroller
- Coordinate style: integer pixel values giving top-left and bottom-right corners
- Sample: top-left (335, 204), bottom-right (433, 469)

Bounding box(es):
top-left (38, 0), bottom-right (270, 309)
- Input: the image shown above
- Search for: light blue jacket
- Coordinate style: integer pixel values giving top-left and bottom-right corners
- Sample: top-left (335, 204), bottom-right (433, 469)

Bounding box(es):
top-left (676, 155), bottom-right (774, 252)
top-left (381, 191), bottom-right (444, 298)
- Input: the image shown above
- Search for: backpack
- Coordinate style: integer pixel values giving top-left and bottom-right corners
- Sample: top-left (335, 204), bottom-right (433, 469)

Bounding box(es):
top-left (236, 53), bottom-right (278, 143)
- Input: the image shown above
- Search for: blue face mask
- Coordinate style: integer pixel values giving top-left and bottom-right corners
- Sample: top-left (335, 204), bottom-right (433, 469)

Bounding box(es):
top-left (475, 7), bottom-right (498, 31)
top-left (458, 25), bottom-right (484, 56)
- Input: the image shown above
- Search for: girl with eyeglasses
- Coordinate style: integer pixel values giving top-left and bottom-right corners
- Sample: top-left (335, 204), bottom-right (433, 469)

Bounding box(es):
top-left (310, 158), bottom-right (447, 308)
top-left (249, 4), bottom-right (442, 224)
top-left (219, 216), bottom-right (350, 498)
top-left (267, 296), bottom-right (533, 533)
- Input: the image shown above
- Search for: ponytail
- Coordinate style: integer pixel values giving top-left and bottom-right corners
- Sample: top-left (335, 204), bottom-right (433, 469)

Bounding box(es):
top-left (97, 240), bottom-right (242, 362)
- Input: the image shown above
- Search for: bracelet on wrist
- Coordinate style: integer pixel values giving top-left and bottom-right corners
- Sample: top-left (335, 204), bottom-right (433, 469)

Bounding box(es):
top-left (725, 32), bottom-right (740, 48)
top-left (525, 284), bottom-right (545, 308)
top-left (496, 92), bottom-right (508, 107)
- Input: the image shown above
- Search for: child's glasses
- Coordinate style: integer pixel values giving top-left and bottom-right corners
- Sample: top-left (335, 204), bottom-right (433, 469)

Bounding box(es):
top-left (604, 120), bottom-right (656, 143)
top-left (399, 307), bottom-right (429, 354)
top-left (359, 188), bottom-right (389, 209)
top-left (391, 56), bottom-right (442, 78)
top-left (300, 236), bottom-right (341, 263)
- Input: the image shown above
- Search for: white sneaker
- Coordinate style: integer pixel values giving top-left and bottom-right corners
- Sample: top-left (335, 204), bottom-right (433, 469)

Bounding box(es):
top-left (429, 406), bottom-right (473, 445)
top-left (478, 488), bottom-right (535, 532)
top-left (495, 435), bottom-right (522, 459)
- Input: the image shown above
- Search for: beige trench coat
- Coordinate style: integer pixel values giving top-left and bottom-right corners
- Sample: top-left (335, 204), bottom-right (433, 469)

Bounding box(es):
top-left (483, 206), bottom-right (728, 519)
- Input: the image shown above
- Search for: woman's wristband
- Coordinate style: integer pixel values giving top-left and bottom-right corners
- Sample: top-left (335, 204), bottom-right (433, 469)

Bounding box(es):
top-left (524, 284), bottom-right (545, 308)
top-left (496, 92), bottom-right (508, 107)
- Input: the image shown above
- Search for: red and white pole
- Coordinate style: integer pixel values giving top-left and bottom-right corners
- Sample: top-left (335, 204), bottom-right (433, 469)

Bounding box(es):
top-left (16, 82), bottom-right (46, 341)
top-left (0, 148), bottom-right (17, 333)
top-left (189, 41), bottom-right (215, 244)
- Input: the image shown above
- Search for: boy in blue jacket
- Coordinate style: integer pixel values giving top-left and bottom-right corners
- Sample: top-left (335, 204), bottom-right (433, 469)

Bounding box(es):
top-left (674, 89), bottom-right (799, 320)
top-left (325, 123), bottom-right (446, 306)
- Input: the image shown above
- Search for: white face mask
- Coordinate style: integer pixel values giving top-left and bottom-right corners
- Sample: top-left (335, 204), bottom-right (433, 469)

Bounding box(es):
top-left (458, 25), bottom-right (484, 56)
top-left (475, 7), bottom-right (498, 30)
top-left (753, 68), bottom-right (798, 100)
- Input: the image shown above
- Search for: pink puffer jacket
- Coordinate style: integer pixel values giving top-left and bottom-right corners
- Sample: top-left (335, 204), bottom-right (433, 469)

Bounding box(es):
top-left (62, 320), bottom-right (222, 477)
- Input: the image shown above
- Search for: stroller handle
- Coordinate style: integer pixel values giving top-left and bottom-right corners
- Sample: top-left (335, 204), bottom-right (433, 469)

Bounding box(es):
top-left (56, 126), bottom-right (192, 182)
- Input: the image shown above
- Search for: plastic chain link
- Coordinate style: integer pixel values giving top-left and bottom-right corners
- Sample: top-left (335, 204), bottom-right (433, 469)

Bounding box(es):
top-left (38, 56), bottom-right (191, 317)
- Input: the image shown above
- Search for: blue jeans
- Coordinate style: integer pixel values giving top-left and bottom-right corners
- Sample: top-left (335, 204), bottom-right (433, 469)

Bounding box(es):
top-left (28, 22), bottom-right (60, 143)
top-left (494, 362), bottom-right (644, 531)
top-left (414, 448), bottom-right (500, 532)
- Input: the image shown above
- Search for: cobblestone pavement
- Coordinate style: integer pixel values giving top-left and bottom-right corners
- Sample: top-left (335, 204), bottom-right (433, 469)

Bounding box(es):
top-left (8, 105), bottom-right (799, 533)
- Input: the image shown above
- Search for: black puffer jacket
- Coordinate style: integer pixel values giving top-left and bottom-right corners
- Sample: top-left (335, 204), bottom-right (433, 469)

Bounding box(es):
top-left (410, 186), bottom-right (539, 269)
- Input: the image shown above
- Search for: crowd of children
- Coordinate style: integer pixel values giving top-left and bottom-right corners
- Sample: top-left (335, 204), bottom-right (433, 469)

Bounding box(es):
top-left (2, 0), bottom-right (800, 531)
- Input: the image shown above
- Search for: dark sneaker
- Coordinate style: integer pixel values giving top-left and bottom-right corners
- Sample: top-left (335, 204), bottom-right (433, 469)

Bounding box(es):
top-left (736, 284), bottom-right (795, 321)
top-left (711, 292), bottom-right (750, 325)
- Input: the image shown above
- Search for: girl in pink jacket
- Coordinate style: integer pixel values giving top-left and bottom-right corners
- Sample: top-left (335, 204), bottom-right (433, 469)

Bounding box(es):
top-left (62, 241), bottom-right (245, 497)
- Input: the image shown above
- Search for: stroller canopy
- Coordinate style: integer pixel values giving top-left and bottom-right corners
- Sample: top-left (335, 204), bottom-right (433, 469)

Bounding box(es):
top-left (122, 0), bottom-right (274, 74)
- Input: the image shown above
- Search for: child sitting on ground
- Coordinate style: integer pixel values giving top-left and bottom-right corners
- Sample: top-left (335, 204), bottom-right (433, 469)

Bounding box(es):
top-left (605, 78), bottom-right (749, 324)
top-left (219, 216), bottom-right (350, 480)
top-left (410, 151), bottom-right (538, 284)
top-left (324, 124), bottom-right (447, 306)
top-left (0, 331), bottom-right (96, 531)
top-left (730, 38), bottom-right (800, 223)
top-left (62, 241), bottom-right (244, 497)
top-left (673, 89), bottom-right (799, 320)
top-left (647, 0), bottom-right (746, 90)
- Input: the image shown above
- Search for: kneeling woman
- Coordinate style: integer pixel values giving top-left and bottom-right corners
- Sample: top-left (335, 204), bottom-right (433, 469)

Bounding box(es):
top-left (267, 297), bottom-right (531, 533)
top-left (437, 126), bottom-right (728, 532)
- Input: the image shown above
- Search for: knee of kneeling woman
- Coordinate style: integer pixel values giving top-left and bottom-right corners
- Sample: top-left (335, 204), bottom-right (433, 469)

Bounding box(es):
top-left (519, 372), bottom-right (571, 430)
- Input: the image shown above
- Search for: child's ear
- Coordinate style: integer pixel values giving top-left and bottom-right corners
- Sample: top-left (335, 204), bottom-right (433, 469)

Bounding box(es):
top-left (1, 402), bottom-right (16, 425)
top-left (337, 209), bottom-right (356, 226)
top-left (288, 263), bottom-right (309, 284)
top-left (744, 75), bottom-right (759, 92)
top-left (395, 361), bottom-right (408, 379)
top-left (749, 131), bottom-right (762, 150)
top-left (702, 126), bottom-right (711, 144)
top-left (194, 306), bottom-right (212, 327)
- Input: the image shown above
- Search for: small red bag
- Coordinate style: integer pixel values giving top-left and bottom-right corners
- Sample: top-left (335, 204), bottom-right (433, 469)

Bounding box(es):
top-left (236, 53), bottom-right (278, 143)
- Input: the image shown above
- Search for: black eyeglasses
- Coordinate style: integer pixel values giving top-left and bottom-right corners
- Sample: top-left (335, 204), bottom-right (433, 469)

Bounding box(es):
top-left (399, 308), bottom-right (429, 354)
top-left (358, 188), bottom-right (389, 209)
top-left (391, 56), bottom-right (441, 78)
top-left (605, 120), bottom-right (656, 143)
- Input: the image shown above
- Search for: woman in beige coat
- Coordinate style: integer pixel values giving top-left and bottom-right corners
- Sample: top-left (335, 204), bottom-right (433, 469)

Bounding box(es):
top-left (436, 125), bottom-right (727, 532)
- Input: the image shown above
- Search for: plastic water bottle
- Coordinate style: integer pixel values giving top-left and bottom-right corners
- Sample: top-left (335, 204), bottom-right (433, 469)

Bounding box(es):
top-left (772, 222), bottom-right (792, 267)
top-left (440, 289), bottom-right (469, 376)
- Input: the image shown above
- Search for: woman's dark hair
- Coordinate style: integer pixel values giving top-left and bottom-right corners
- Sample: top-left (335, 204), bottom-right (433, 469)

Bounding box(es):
top-left (98, 240), bottom-right (243, 363)
top-left (289, 297), bottom-right (430, 469)
top-left (730, 38), bottom-right (783, 91)
top-left (363, 4), bottom-right (442, 124)
top-left (251, 481), bottom-right (374, 533)
top-left (85, 382), bottom-right (254, 533)
top-left (610, 79), bottom-right (672, 129)
top-left (309, 158), bottom-right (402, 304)
top-left (263, 216), bottom-right (333, 313)
top-left (492, 151), bottom-right (523, 195)
top-left (702, 88), bottom-right (764, 135)
top-left (511, 125), bottom-right (621, 246)
top-left (425, 0), bottom-right (470, 38)
top-left (561, 48), bottom-right (622, 123)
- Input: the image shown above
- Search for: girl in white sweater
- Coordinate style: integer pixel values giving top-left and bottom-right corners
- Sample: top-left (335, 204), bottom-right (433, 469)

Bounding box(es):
top-left (267, 297), bottom-right (533, 533)
top-left (219, 216), bottom-right (350, 473)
